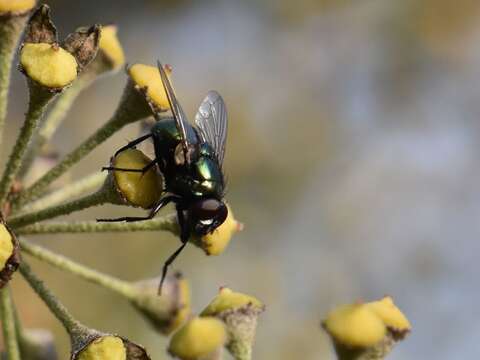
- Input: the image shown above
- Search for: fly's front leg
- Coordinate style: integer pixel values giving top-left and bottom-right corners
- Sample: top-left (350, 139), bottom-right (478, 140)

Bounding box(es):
top-left (158, 205), bottom-right (190, 294)
top-left (114, 133), bottom-right (152, 156)
top-left (102, 159), bottom-right (157, 173)
top-left (96, 194), bottom-right (178, 223)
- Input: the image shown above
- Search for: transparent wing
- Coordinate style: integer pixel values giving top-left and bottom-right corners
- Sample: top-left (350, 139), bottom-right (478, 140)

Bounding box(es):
top-left (157, 61), bottom-right (192, 155)
top-left (194, 90), bottom-right (228, 165)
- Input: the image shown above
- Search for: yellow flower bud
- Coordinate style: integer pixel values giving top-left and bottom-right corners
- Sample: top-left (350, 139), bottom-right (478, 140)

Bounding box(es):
top-left (323, 304), bottom-right (386, 347)
top-left (195, 205), bottom-right (243, 256)
top-left (0, 0), bottom-right (36, 14)
top-left (77, 336), bottom-right (126, 360)
top-left (132, 273), bottom-right (191, 335)
top-left (20, 43), bottom-right (78, 88)
top-left (168, 317), bottom-right (227, 360)
top-left (99, 25), bottom-right (125, 69)
top-left (128, 64), bottom-right (172, 110)
top-left (201, 287), bottom-right (263, 316)
top-left (112, 149), bottom-right (163, 209)
top-left (0, 221), bottom-right (19, 288)
top-left (366, 296), bottom-right (411, 334)
top-left (166, 275), bottom-right (191, 333)
top-left (0, 224), bottom-right (13, 270)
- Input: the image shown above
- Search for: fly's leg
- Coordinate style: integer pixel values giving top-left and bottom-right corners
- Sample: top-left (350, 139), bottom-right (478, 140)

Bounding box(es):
top-left (96, 194), bottom-right (177, 222)
top-left (102, 159), bottom-right (157, 173)
top-left (114, 133), bottom-right (152, 156)
top-left (158, 206), bottom-right (190, 294)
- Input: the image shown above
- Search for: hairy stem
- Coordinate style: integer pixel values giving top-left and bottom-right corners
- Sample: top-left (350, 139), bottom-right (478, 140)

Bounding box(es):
top-left (16, 172), bottom-right (107, 215)
top-left (19, 74), bottom-right (96, 179)
top-left (20, 239), bottom-right (136, 300)
top-left (0, 14), bottom-right (29, 149)
top-left (18, 261), bottom-right (87, 335)
top-left (0, 287), bottom-right (21, 360)
top-left (8, 185), bottom-right (119, 229)
top-left (12, 81), bottom-right (152, 209)
top-left (16, 214), bottom-right (178, 235)
top-left (0, 83), bottom-right (56, 206)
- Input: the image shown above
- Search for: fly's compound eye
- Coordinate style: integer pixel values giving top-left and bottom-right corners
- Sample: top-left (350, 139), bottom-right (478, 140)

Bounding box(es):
top-left (191, 199), bottom-right (228, 225)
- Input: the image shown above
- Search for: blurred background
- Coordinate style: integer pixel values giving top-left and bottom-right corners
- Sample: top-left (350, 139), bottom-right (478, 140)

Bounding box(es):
top-left (4, 0), bottom-right (480, 358)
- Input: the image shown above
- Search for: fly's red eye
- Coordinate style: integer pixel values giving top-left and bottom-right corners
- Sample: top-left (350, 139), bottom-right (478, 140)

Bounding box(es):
top-left (191, 199), bottom-right (226, 222)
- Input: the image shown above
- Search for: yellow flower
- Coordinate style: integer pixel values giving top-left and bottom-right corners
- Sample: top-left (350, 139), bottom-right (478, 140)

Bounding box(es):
top-left (128, 64), bottom-right (172, 110)
top-left (0, 0), bottom-right (36, 14)
top-left (0, 224), bottom-right (13, 270)
top-left (195, 205), bottom-right (243, 256)
top-left (169, 317), bottom-right (227, 360)
top-left (77, 336), bottom-right (126, 360)
top-left (99, 25), bottom-right (125, 69)
top-left (20, 43), bottom-right (78, 88)
top-left (201, 287), bottom-right (263, 316)
top-left (366, 296), bottom-right (411, 333)
top-left (112, 149), bottom-right (163, 209)
top-left (323, 303), bottom-right (386, 347)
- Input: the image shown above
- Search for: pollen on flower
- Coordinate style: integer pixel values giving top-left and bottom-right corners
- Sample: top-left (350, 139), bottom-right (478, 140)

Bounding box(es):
top-left (20, 43), bottom-right (78, 88)
top-left (128, 64), bottom-right (172, 110)
top-left (323, 303), bottom-right (386, 347)
top-left (168, 317), bottom-right (227, 360)
top-left (77, 336), bottom-right (126, 360)
top-left (196, 204), bottom-right (242, 256)
top-left (99, 25), bottom-right (125, 69)
top-left (201, 287), bottom-right (264, 316)
top-left (0, 0), bottom-right (36, 14)
top-left (366, 296), bottom-right (411, 333)
top-left (0, 223), bottom-right (13, 270)
top-left (112, 149), bottom-right (163, 209)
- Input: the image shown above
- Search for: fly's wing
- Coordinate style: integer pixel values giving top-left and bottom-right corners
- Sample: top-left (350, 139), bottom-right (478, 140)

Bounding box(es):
top-left (194, 90), bottom-right (228, 165)
top-left (157, 61), bottom-right (192, 159)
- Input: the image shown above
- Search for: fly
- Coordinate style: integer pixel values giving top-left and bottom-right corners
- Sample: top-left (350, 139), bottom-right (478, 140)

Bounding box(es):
top-left (98, 62), bottom-right (229, 294)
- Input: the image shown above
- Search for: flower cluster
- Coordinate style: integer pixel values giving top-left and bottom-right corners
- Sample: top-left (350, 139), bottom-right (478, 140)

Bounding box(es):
top-left (0, 3), bottom-right (250, 360)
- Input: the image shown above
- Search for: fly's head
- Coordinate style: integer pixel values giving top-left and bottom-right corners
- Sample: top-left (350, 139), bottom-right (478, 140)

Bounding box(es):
top-left (189, 198), bottom-right (228, 236)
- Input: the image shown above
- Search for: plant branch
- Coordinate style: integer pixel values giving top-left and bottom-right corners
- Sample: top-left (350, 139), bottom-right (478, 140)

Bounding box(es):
top-left (18, 261), bottom-right (86, 335)
top-left (0, 82), bottom-right (56, 206)
top-left (15, 171), bottom-right (107, 215)
top-left (0, 14), bottom-right (29, 149)
top-left (8, 184), bottom-right (119, 229)
top-left (19, 74), bottom-right (97, 179)
top-left (20, 239), bottom-right (136, 300)
top-left (12, 80), bottom-right (153, 209)
top-left (15, 214), bottom-right (178, 235)
top-left (0, 287), bottom-right (21, 360)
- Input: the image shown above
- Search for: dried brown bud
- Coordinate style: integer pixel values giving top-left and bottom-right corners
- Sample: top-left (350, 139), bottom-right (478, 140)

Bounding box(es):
top-left (23, 4), bottom-right (56, 45)
top-left (62, 25), bottom-right (101, 70)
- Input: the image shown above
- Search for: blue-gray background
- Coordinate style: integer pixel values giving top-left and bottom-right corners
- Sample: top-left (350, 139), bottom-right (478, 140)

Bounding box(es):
top-left (6, 0), bottom-right (480, 358)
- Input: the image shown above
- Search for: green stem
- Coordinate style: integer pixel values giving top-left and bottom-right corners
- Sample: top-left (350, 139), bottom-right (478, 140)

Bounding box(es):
top-left (8, 185), bottom-right (119, 229)
top-left (0, 14), bottom-right (29, 149)
top-left (0, 287), bottom-right (21, 360)
top-left (12, 80), bottom-right (152, 209)
top-left (0, 82), bottom-right (56, 206)
top-left (15, 214), bottom-right (178, 235)
top-left (19, 74), bottom-right (96, 179)
top-left (18, 261), bottom-right (86, 335)
top-left (20, 239), bottom-right (136, 300)
top-left (16, 172), bottom-right (107, 215)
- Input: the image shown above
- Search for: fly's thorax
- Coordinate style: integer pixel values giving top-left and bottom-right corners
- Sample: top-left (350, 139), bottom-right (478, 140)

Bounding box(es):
top-left (191, 142), bottom-right (224, 198)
